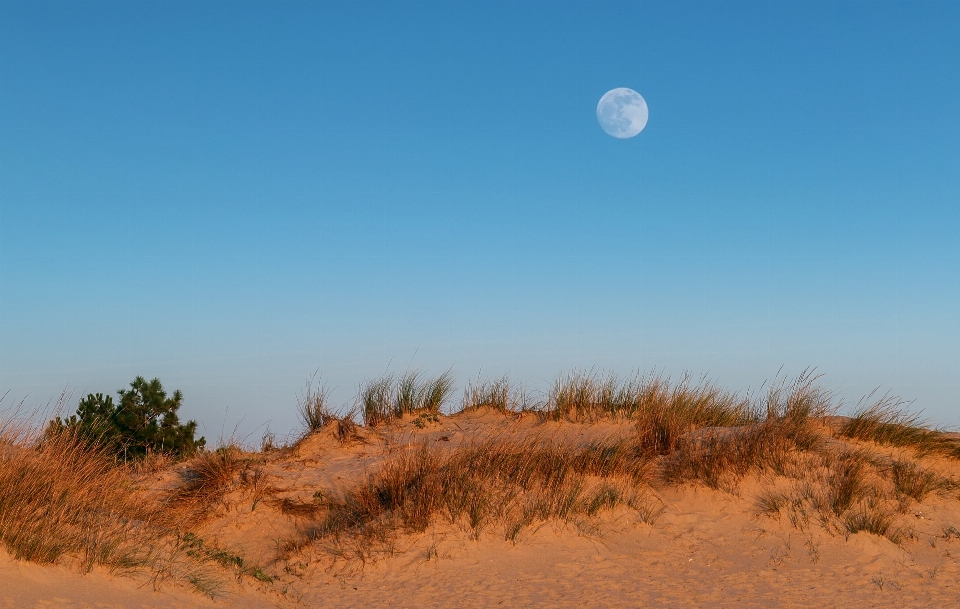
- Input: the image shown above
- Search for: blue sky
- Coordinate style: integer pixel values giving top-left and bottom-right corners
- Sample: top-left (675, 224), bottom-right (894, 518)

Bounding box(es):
top-left (2, 0), bottom-right (958, 437)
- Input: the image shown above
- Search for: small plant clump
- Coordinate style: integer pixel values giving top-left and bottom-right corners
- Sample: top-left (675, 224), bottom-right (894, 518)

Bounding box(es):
top-left (295, 375), bottom-right (361, 444)
top-left (842, 501), bottom-right (908, 544)
top-left (891, 460), bottom-right (947, 503)
top-left (413, 412), bottom-right (440, 428)
top-left (179, 533), bottom-right (272, 582)
top-left (48, 376), bottom-right (205, 459)
top-left (171, 445), bottom-right (245, 514)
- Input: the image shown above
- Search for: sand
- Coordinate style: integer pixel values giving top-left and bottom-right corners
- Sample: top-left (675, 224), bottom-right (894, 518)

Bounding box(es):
top-left (3, 410), bottom-right (959, 608)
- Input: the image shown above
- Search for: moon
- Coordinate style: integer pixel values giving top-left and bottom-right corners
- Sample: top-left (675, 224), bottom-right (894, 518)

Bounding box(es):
top-left (597, 88), bottom-right (648, 139)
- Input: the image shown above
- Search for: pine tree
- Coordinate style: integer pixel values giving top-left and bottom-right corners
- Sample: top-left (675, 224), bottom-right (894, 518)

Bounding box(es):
top-left (51, 377), bottom-right (205, 459)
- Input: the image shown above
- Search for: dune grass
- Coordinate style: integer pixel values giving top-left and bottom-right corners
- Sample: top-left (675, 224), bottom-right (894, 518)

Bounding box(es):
top-left (541, 370), bottom-right (760, 425)
top-left (890, 459), bottom-right (951, 503)
top-left (461, 375), bottom-right (521, 412)
top-left (285, 433), bottom-right (653, 560)
top-left (296, 376), bottom-right (360, 443)
top-left (361, 370), bottom-right (454, 426)
top-left (298, 377), bottom-right (334, 433)
top-left (0, 419), bottom-right (229, 594)
top-left (169, 445), bottom-right (246, 518)
top-left (655, 375), bottom-right (829, 489)
top-left (842, 501), bottom-right (907, 543)
top-left (750, 447), bottom-right (949, 544)
top-left (0, 424), bottom-right (156, 567)
top-left (838, 395), bottom-right (960, 458)
top-left (0, 413), bottom-right (278, 595)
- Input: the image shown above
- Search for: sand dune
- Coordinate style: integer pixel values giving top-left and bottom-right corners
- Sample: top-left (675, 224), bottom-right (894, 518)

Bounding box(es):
top-left (3, 406), bottom-right (960, 608)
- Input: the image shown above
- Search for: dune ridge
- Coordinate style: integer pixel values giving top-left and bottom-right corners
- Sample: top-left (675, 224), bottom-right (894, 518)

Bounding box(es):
top-left (2, 372), bottom-right (960, 607)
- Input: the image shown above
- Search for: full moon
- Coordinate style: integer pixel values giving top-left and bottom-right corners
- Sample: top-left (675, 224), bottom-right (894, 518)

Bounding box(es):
top-left (597, 88), bottom-right (648, 139)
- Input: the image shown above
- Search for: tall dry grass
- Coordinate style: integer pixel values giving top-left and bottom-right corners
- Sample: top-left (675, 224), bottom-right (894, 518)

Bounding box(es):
top-left (0, 416), bottom-right (235, 595)
top-left (0, 423), bottom-right (154, 568)
top-left (298, 377), bottom-right (334, 433)
top-left (0, 419), bottom-right (207, 575)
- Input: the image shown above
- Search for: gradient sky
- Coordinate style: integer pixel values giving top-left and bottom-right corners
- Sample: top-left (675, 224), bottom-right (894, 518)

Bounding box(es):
top-left (2, 0), bottom-right (958, 439)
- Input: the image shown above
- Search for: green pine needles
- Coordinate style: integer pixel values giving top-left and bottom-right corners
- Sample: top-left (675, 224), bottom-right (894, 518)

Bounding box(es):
top-left (50, 376), bottom-right (205, 459)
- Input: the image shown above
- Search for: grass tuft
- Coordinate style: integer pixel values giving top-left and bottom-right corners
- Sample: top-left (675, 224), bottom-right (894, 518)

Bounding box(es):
top-left (361, 370), bottom-right (455, 426)
top-left (756, 490), bottom-right (791, 516)
top-left (298, 377), bottom-right (334, 433)
top-left (843, 501), bottom-right (906, 544)
top-left (461, 376), bottom-right (520, 412)
top-left (821, 450), bottom-right (871, 516)
top-left (170, 445), bottom-right (244, 517)
top-left (838, 395), bottom-right (960, 458)
top-left (890, 460), bottom-right (946, 503)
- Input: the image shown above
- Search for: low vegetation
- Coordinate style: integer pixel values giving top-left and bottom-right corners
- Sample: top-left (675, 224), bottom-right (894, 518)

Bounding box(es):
top-left (169, 445), bottom-right (246, 519)
top-left (0, 423), bottom-right (155, 567)
top-left (0, 381), bottom-right (267, 596)
top-left (297, 376), bottom-right (360, 443)
top-left (289, 434), bottom-right (652, 560)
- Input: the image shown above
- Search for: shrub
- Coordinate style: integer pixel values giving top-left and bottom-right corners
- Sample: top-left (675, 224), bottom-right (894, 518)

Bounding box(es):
top-left (50, 376), bottom-right (205, 459)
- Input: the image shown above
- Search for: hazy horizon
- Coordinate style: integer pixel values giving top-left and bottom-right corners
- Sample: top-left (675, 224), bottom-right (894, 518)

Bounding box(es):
top-left (2, 1), bottom-right (958, 438)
